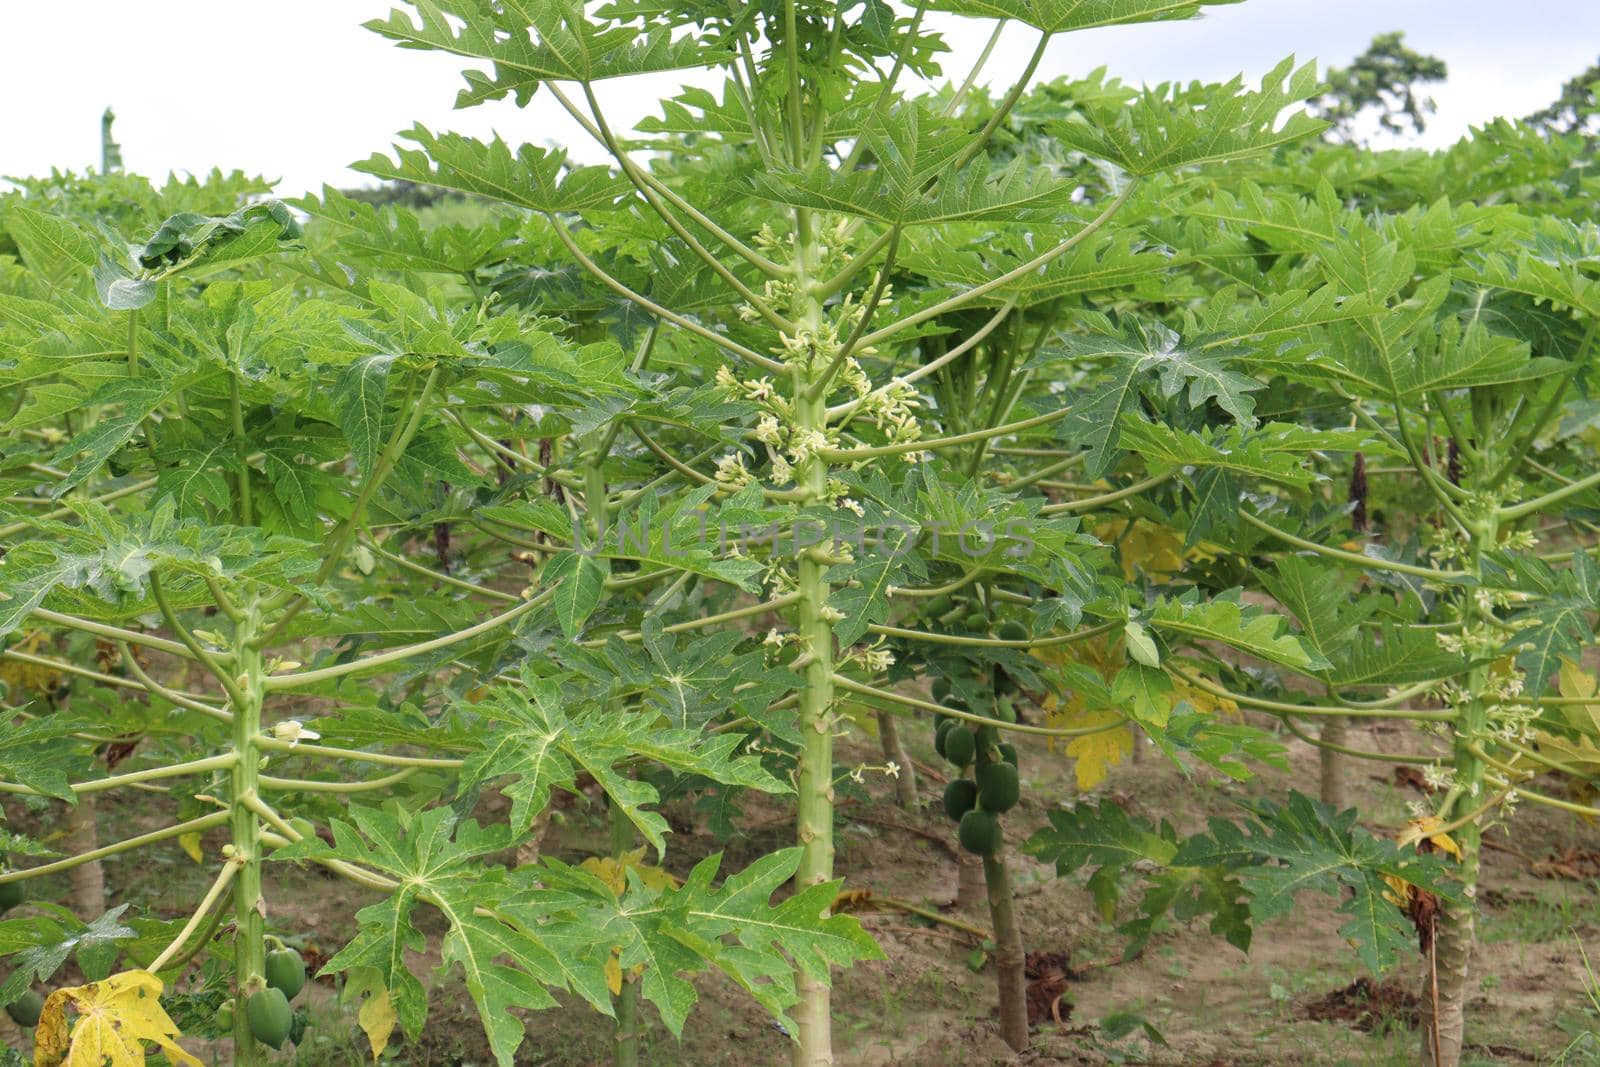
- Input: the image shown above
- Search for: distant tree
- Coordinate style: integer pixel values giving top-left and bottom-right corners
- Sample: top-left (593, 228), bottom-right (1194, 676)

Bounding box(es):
top-left (1310, 32), bottom-right (1448, 143)
top-left (100, 108), bottom-right (122, 173)
top-left (1526, 58), bottom-right (1600, 136)
top-left (338, 179), bottom-right (463, 208)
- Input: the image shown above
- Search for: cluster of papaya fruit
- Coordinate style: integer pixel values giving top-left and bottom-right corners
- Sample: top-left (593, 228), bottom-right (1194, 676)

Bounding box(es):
top-left (930, 655), bottom-right (1023, 857)
top-left (215, 943), bottom-right (308, 1050)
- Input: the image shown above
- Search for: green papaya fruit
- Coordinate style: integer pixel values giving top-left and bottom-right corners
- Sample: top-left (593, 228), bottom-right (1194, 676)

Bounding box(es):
top-left (942, 725), bottom-right (976, 767)
top-left (963, 611), bottom-right (990, 632)
top-left (998, 743), bottom-right (1019, 768)
top-left (265, 947), bottom-right (307, 999)
top-left (934, 718), bottom-right (957, 758)
top-left (997, 620), bottom-right (1029, 643)
top-left (975, 724), bottom-right (1000, 753)
top-left (247, 987), bottom-right (292, 1050)
top-left (926, 595), bottom-right (953, 616)
top-left (942, 779), bottom-right (978, 821)
top-left (6, 990), bottom-right (42, 1028)
top-left (0, 880), bottom-right (24, 912)
top-left (977, 762), bottom-right (1020, 813)
top-left (931, 677), bottom-right (952, 703)
top-left (214, 1000), bottom-right (235, 1032)
top-left (957, 809), bottom-right (1000, 855)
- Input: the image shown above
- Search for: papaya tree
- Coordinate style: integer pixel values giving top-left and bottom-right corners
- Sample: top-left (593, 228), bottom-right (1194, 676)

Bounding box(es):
top-left (1023, 106), bottom-right (1600, 1065)
top-left (0, 157), bottom-right (878, 1064)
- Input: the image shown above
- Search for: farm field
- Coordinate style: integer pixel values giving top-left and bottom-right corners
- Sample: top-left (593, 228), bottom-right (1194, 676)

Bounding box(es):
top-left (2, 2), bottom-right (1599, 1066)
top-left (4, 711), bottom-right (1596, 1064)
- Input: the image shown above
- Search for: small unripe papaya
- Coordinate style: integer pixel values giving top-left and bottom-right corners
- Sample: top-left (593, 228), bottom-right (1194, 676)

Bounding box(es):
top-left (247, 987), bottom-right (293, 1050)
top-left (931, 677), bottom-right (952, 703)
top-left (998, 743), bottom-right (1019, 768)
top-left (977, 762), bottom-right (1020, 813)
top-left (0, 880), bottom-right (24, 913)
top-left (997, 620), bottom-right (1029, 643)
top-left (926, 594), bottom-right (953, 616)
top-left (934, 718), bottom-right (957, 758)
top-left (958, 809), bottom-right (1000, 855)
top-left (6, 990), bottom-right (42, 1028)
top-left (942, 726), bottom-right (976, 767)
top-left (214, 1000), bottom-right (235, 1031)
top-left (942, 779), bottom-right (978, 821)
top-left (963, 611), bottom-right (989, 632)
top-left (265, 947), bottom-right (307, 999)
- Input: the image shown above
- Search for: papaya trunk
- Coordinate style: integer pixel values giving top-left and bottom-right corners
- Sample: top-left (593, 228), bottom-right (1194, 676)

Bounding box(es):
top-left (1422, 833), bottom-right (1478, 1066)
top-left (982, 843), bottom-right (1029, 1052)
top-left (64, 795), bottom-right (105, 918)
top-left (1319, 716), bottom-right (1346, 809)
top-left (956, 851), bottom-right (986, 912)
top-left (231, 605), bottom-right (266, 1067)
top-left (875, 711), bottom-right (918, 808)
top-left (610, 800), bottom-right (641, 1067)
top-left (791, 222), bottom-right (838, 1067)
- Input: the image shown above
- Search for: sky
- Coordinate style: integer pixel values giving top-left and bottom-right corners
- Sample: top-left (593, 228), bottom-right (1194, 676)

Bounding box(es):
top-left (1, 1), bottom-right (1596, 198)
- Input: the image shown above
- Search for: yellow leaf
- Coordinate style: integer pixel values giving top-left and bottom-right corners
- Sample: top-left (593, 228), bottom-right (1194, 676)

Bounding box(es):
top-left (1064, 708), bottom-right (1133, 791)
top-left (34, 970), bottom-right (201, 1067)
top-left (1398, 816), bottom-right (1461, 861)
top-left (0, 631), bottom-right (59, 692)
top-left (1558, 658), bottom-right (1600, 738)
top-left (1381, 871), bottom-right (1413, 908)
top-left (1168, 673), bottom-right (1239, 719)
top-left (340, 968), bottom-right (396, 1063)
top-left (177, 833), bottom-right (203, 864)
top-left (1095, 519), bottom-right (1185, 582)
top-left (604, 950), bottom-right (623, 997)
top-left (580, 848), bottom-right (680, 896)
top-left (357, 988), bottom-right (396, 1063)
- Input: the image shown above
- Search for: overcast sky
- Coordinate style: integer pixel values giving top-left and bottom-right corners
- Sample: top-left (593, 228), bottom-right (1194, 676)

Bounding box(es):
top-left (2, 1), bottom-right (1596, 198)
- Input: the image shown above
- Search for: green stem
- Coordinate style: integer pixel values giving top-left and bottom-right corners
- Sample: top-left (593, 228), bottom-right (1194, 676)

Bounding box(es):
top-left (834, 674), bottom-right (1132, 736)
top-left (950, 31), bottom-right (1052, 171)
top-left (1039, 473), bottom-right (1171, 515)
top-left (824, 404), bottom-right (1075, 462)
top-left (1239, 510), bottom-right (1469, 581)
top-left (867, 620), bottom-right (1115, 649)
top-left (150, 573), bottom-right (247, 707)
top-left (255, 737), bottom-right (464, 768)
top-left (1167, 666), bottom-right (1454, 722)
top-left (1498, 466), bottom-right (1600, 522)
top-left (148, 859), bottom-right (240, 973)
top-left (258, 769), bottom-right (417, 793)
top-left (855, 181), bottom-right (1136, 348)
top-left (790, 197), bottom-right (839, 1067)
top-left (0, 812), bottom-right (229, 885)
top-left (0, 753), bottom-right (237, 798)
top-left (261, 590), bottom-right (549, 691)
top-left (230, 600), bottom-right (266, 1066)
top-left (230, 376), bottom-right (252, 526)
top-left (32, 608), bottom-right (198, 661)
